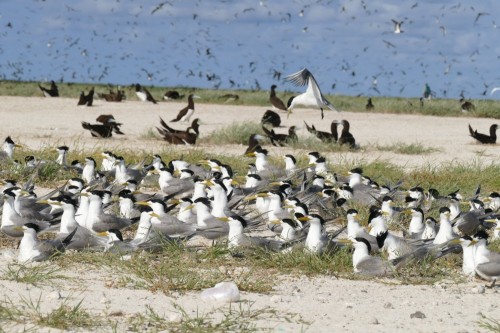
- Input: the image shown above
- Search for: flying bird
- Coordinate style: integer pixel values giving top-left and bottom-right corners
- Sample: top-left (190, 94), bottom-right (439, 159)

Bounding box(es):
top-left (171, 94), bottom-right (199, 123)
top-left (284, 68), bottom-right (338, 119)
top-left (468, 124), bottom-right (498, 144)
top-left (392, 19), bottom-right (404, 33)
top-left (490, 87), bottom-right (500, 95)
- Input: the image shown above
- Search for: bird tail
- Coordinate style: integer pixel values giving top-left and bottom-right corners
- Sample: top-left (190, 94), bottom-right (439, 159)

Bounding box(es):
top-left (62, 227), bottom-right (78, 246)
top-left (81, 121), bottom-right (91, 130)
top-left (304, 121), bottom-right (314, 134)
top-left (170, 118), bottom-right (180, 122)
top-left (468, 124), bottom-right (475, 137)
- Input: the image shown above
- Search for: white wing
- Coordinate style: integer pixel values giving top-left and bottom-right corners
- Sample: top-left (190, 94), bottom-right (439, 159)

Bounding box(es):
top-left (490, 87), bottom-right (500, 95)
top-left (285, 68), bottom-right (337, 111)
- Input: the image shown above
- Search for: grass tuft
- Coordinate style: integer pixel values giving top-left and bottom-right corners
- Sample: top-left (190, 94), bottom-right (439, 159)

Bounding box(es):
top-left (205, 121), bottom-right (264, 145)
top-left (1, 263), bottom-right (68, 287)
top-left (375, 142), bottom-right (439, 155)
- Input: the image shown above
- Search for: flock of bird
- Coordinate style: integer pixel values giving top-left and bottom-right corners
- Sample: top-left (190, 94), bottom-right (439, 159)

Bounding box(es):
top-left (4, 1), bottom-right (500, 100)
top-left (0, 88), bottom-right (499, 284)
top-left (38, 68), bottom-right (498, 147)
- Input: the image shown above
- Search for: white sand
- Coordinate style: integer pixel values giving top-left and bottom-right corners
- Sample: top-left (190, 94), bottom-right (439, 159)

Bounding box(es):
top-left (0, 96), bottom-right (499, 332)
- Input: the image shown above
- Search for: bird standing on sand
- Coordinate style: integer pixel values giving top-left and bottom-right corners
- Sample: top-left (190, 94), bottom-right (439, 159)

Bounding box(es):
top-left (336, 120), bottom-right (356, 147)
top-left (135, 84), bottom-right (157, 104)
top-left (366, 98), bottom-right (374, 110)
top-left (269, 85), bottom-right (287, 112)
top-left (39, 80), bottom-right (59, 97)
top-left (77, 87), bottom-right (94, 106)
top-left (285, 68), bottom-right (338, 119)
top-left (81, 115), bottom-right (124, 138)
top-left (261, 110), bottom-right (281, 127)
top-left (171, 94), bottom-right (199, 123)
top-left (468, 124), bottom-right (497, 144)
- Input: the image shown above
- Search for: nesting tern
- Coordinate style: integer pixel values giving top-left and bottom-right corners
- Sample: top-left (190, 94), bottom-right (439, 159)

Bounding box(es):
top-left (17, 223), bottom-right (76, 263)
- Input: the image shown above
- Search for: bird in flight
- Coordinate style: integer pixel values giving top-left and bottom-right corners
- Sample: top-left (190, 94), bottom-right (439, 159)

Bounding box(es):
top-left (284, 68), bottom-right (338, 119)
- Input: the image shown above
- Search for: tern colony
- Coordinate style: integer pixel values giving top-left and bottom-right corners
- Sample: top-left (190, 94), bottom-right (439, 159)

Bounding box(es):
top-left (0, 133), bottom-right (499, 285)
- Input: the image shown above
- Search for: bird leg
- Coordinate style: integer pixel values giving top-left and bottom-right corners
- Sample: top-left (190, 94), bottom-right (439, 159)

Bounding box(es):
top-left (485, 278), bottom-right (497, 289)
top-left (321, 108), bottom-right (324, 119)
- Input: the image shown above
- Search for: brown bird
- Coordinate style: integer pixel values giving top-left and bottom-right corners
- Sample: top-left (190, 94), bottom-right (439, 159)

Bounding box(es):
top-left (82, 115), bottom-right (124, 138)
top-left (171, 94), bottom-right (199, 122)
top-left (135, 83), bottom-right (157, 104)
top-left (460, 98), bottom-right (475, 112)
top-left (157, 119), bottom-right (198, 144)
top-left (304, 121), bottom-right (338, 143)
top-left (159, 117), bottom-right (199, 136)
top-left (244, 134), bottom-right (266, 155)
top-left (468, 124), bottom-right (498, 144)
top-left (269, 85), bottom-right (287, 111)
top-left (262, 125), bottom-right (297, 146)
top-left (163, 90), bottom-right (184, 100)
top-left (366, 98), bottom-right (374, 110)
top-left (261, 110), bottom-right (281, 128)
top-left (77, 87), bottom-right (94, 106)
top-left (336, 120), bottom-right (356, 147)
top-left (39, 80), bottom-right (59, 97)
top-left (98, 88), bottom-right (125, 102)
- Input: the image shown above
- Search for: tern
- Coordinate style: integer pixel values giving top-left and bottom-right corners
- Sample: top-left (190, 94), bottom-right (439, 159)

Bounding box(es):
top-left (392, 19), bottom-right (404, 34)
top-left (433, 207), bottom-right (458, 244)
top-left (17, 223), bottom-right (76, 263)
top-left (1, 136), bottom-right (22, 161)
top-left (472, 231), bottom-right (500, 287)
top-left (284, 68), bottom-right (338, 119)
top-left (344, 238), bottom-right (395, 277)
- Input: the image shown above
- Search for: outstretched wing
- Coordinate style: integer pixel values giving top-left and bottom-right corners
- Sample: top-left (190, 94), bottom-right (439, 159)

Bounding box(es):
top-left (285, 68), bottom-right (337, 112)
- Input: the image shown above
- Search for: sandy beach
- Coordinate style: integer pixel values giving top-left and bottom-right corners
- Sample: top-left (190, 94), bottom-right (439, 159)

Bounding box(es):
top-left (0, 96), bottom-right (499, 332)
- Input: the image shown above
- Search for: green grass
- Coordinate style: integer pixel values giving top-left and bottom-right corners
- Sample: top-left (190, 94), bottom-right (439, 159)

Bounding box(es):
top-left (375, 142), bottom-right (440, 155)
top-left (478, 315), bottom-right (500, 333)
top-left (126, 302), bottom-right (308, 333)
top-left (0, 263), bottom-right (68, 287)
top-left (0, 296), bottom-right (99, 330)
top-left (205, 121), bottom-right (265, 145)
top-left (2, 80), bottom-right (500, 118)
